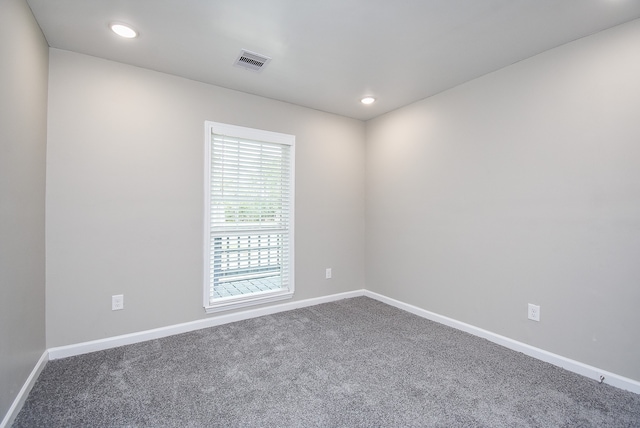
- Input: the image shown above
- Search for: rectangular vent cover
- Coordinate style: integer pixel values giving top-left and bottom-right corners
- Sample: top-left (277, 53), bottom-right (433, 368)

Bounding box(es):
top-left (234, 49), bottom-right (272, 72)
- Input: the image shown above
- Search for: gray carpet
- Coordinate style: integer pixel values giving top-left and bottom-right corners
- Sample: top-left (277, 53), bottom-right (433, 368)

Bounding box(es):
top-left (13, 297), bottom-right (640, 427)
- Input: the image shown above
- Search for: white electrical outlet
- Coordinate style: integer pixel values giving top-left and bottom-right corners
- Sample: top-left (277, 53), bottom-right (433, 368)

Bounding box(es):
top-left (528, 303), bottom-right (540, 321)
top-left (112, 294), bottom-right (124, 311)
top-left (325, 268), bottom-right (332, 279)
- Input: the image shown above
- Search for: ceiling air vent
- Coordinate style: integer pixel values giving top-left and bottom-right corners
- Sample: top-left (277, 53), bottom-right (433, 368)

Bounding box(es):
top-left (234, 49), bottom-right (272, 72)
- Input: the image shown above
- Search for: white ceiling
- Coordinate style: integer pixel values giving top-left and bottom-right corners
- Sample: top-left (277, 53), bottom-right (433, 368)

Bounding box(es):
top-left (26, 0), bottom-right (640, 121)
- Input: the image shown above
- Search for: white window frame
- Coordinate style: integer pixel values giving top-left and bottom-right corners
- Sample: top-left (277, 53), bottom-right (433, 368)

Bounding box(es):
top-left (203, 121), bottom-right (295, 313)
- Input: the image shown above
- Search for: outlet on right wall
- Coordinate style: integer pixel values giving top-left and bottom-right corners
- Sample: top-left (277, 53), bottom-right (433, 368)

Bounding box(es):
top-left (365, 18), bottom-right (640, 382)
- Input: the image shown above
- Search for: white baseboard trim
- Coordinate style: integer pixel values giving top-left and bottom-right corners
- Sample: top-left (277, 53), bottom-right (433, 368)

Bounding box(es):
top-left (48, 289), bottom-right (366, 360)
top-left (8, 290), bottom-right (637, 426)
top-left (364, 290), bottom-right (640, 395)
top-left (42, 288), bottom-right (639, 395)
top-left (0, 350), bottom-right (49, 428)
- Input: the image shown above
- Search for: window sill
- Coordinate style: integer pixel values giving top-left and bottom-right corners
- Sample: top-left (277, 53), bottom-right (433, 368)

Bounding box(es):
top-left (204, 289), bottom-right (293, 314)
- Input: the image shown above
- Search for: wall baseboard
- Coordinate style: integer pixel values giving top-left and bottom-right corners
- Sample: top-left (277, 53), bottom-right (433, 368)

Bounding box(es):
top-left (8, 288), bottom-right (637, 427)
top-left (48, 290), bottom-right (365, 360)
top-left (0, 350), bottom-right (48, 428)
top-left (364, 290), bottom-right (640, 395)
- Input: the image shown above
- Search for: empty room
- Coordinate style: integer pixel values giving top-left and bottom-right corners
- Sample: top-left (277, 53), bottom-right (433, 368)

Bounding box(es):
top-left (1, 0), bottom-right (640, 426)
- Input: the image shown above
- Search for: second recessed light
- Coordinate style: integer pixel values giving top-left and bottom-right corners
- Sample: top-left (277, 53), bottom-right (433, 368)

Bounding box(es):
top-left (361, 97), bottom-right (376, 105)
top-left (110, 23), bottom-right (138, 39)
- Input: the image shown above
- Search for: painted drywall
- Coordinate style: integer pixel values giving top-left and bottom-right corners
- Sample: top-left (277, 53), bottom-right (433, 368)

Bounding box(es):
top-left (0, 0), bottom-right (48, 419)
top-left (366, 18), bottom-right (640, 381)
top-left (46, 49), bottom-right (365, 347)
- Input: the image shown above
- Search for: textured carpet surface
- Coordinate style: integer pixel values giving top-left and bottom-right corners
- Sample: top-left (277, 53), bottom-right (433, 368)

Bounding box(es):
top-left (14, 297), bottom-right (640, 427)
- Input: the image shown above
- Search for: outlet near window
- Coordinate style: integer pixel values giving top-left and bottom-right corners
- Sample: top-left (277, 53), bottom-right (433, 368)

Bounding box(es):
top-left (528, 303), bottom-right (540, 321)
top-left (112, 294), bottom-right (124, 311)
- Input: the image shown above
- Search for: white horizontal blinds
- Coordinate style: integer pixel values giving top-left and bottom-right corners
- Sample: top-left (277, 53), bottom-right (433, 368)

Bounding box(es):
top-left (209, 133), bottom-right (291, 303)
top-left (210, 135), bottom-right (290, 231)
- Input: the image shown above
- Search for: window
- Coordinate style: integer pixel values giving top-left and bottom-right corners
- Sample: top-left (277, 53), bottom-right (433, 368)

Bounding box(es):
top-left (203, 122), bottom-right (295, 313)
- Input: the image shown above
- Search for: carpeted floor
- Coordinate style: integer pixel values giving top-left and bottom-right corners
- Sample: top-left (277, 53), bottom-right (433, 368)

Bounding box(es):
top-left (13, 297), bottom-right (640, 427)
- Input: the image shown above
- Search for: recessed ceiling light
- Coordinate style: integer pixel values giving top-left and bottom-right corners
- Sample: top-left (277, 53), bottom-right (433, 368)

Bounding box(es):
top-left (110, 23), bottom-right (138, 39)
top-left (361, 97), bottom-right (376, 105)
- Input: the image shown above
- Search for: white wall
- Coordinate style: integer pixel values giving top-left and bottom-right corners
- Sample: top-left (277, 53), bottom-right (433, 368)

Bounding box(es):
top-left (46, 49), bottom-right (365, 347)
top-left (0, 0), bottom-right (48, 419)
top-left (366, 19), bottom-right (640, 381)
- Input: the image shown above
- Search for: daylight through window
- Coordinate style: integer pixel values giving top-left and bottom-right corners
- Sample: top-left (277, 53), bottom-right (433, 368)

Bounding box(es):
top-left (204, 122), bottom-right (295, 313)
